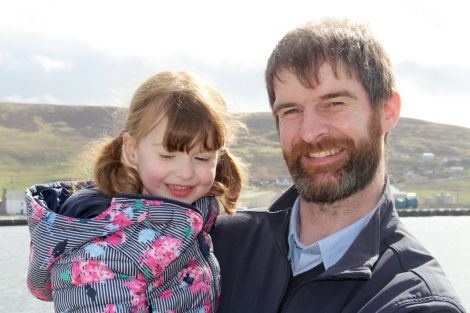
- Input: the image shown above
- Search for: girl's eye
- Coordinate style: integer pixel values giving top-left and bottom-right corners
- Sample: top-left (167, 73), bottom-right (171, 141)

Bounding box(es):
top-left (159, 154), bottom-right (174, 159)
top-left (195, 156), bottom-right (212, 162)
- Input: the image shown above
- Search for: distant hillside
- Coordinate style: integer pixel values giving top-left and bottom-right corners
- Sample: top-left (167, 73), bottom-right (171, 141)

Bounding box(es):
top-left (1, 102), bottom-right (470, 205)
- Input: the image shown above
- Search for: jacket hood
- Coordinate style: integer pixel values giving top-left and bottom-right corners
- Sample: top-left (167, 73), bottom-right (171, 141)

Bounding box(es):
top-left (26, 181), bottom-right (218, 253)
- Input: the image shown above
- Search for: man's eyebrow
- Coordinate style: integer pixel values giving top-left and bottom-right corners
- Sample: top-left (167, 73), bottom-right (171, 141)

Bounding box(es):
top-left (319, 91), bottom-right (358, 101)
top-left (272, 102), bottom-right (295, 114)
top-left (273, 91), bottom-right (358, 113)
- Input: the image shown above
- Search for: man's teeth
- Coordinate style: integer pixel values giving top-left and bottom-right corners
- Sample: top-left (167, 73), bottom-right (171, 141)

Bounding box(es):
top-left (168, 185), bottom-right (191, 190)
top-left (309, 148), bottom-right (341, 158)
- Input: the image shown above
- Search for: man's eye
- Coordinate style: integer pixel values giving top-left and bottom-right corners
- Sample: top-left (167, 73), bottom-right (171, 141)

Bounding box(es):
top-left (285, 108), bottom-right (300, 114)
top-left (278, 108), bottom-right (301, 117)
top-left (329, 101), bottom-right (345, 107)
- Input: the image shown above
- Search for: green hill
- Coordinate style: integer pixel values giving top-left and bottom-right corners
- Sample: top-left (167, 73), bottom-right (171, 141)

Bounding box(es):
top-left (1, 102), bottom-right (470, 206)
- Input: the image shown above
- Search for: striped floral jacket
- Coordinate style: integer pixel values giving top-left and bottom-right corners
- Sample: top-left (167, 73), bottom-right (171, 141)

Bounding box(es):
top-left (26, 181), bottom-right (220, 313)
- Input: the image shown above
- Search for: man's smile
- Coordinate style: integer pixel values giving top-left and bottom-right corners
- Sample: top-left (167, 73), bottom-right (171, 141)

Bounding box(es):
top-left (307, 148), bottom-right (342, 158)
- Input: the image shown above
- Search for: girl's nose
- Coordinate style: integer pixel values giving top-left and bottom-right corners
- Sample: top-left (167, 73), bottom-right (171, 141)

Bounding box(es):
top-left (175, 161), bottom-right (195, 180)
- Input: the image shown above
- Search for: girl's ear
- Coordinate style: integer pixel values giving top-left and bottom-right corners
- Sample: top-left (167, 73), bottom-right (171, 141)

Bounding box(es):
top-left (381, 90), bottom-right (401, 133)
top-left (123, 133), bottom-right (138, 166)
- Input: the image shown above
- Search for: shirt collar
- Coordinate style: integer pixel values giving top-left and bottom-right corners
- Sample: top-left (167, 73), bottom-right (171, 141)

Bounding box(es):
top-left (288, 192), bottom-right (385, 274)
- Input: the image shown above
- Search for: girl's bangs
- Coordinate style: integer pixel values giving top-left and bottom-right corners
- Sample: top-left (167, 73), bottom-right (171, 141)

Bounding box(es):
top-left (162, 93), bottom-right (224, 152)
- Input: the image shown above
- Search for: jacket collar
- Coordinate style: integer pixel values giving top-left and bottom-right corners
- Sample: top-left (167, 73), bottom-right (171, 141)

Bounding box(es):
top-left (266, 182), bottom-right (398, 280)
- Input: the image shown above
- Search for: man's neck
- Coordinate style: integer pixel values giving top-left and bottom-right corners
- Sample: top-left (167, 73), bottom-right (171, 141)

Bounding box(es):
top-left (298, 170), bottom-right (386, 245)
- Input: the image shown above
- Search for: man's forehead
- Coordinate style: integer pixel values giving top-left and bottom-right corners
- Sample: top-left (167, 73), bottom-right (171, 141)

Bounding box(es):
top-left (274, 62), bottom-right (355, 87)
top-left (274, 62), bottom-right (357, 90)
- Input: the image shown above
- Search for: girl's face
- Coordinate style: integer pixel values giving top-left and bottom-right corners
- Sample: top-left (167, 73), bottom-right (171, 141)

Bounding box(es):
top-left (124, 117), bottom-right (218, 204)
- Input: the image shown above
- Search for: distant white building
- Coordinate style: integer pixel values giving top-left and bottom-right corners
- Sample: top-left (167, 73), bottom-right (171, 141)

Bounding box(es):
top-left (275, 177), bottom-right (293, 186)
top-left (425, 192), bottom-right (456, 207)
top-left (422, 152), bottom-right (435, 161)
top-left (1, 189), bottom-right (26, 215)
top-left (448, 166), bottom-right (464, 174)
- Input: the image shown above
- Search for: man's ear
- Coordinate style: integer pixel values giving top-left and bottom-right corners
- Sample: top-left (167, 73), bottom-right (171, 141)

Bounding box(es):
top-left (123, 133), bottom-right (138, 166)
top-left (381, 90), bottom-right (401, 133)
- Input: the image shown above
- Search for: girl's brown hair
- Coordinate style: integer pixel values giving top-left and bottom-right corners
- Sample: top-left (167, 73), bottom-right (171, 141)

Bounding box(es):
top-left (93, 71), bottom-right (244, 214)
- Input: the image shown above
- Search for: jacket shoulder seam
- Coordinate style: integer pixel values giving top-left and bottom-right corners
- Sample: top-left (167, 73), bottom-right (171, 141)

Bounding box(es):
top-left (388, 295), bottom-right (464, 313)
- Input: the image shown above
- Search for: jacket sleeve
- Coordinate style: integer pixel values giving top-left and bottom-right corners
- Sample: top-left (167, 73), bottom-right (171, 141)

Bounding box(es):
top-left (26, 193), bottom-right (55, 301)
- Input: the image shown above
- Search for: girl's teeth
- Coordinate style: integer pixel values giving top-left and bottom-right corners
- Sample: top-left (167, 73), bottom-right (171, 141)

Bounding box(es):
top-left (168, 185), bottom-right (191, 190)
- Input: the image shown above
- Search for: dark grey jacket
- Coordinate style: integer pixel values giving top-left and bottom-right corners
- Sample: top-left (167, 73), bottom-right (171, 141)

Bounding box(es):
top-left (212, 185), bottom-right (466, 313)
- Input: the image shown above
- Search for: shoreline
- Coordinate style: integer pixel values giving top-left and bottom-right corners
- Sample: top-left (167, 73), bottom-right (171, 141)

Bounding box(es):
top-left (2, 208), bottom-right (470, 226)
top-left (0, 215), bottom-right (28, 226)
top-left (397, 207), bottom-right (470, 217)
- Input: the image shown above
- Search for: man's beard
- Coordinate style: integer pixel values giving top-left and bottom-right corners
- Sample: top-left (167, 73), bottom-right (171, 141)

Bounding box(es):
top-left (283, 113), bottom-right (383, 204)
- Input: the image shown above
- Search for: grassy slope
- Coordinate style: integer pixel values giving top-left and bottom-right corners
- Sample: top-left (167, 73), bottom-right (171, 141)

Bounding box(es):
top-left (1, 103), bottom-right (470, 206)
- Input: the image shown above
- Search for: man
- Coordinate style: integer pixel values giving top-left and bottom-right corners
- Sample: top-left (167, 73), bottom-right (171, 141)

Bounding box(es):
top-left (212, 18), bottom-right (465, 312)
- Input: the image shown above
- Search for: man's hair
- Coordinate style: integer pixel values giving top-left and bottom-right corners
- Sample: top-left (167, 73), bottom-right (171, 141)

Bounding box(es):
top-left (265, 18), bottom-right (395, 116)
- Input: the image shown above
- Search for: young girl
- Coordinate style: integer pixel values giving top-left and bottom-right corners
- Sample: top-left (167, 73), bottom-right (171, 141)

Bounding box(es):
top-left (26, 71), bottom-right (244, 313)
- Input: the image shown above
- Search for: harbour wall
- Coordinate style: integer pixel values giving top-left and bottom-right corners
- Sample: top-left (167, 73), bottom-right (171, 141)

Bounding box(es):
top-left (2, 208), bottom-right (470, 226)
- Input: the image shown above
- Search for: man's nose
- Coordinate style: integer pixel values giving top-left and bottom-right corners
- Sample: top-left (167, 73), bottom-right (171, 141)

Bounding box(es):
top-left (299, 110), bottom-right (328, 143)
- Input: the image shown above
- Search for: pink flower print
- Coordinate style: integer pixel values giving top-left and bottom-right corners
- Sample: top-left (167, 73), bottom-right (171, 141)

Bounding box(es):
top-left (185, 210), bottom-right (203, 237)
top-left (28, 277), bottom-right (52, 301)
top-left (30, 202), bottom-right (46, 221)
top-left (159, 289), bottom-right (173, 299)
top-left (29, 287), bottom-right (52, 301)
top-left (71, 258), bottom-right (115, 286)
top-left (111, 211), bottom-right (132, 228)
top-left (95, 205), bottom-right (113, 220)
top-left (102, 231), bottom-right (126, 245)
top-left (142, 199), bottom-right (163, 206)
top-left (102, 304), bottom-right (118, 313)
top-left (124, 273), bottom-right (148, 310)
top-left (178, 259), bottom-right (211, 294)
top-left (140, 236), bottom-right (182, 276)
top-left (137, 211), bottom-right (150, 223)
top-left (45, 280), bottom-right (52, 291)
top-left (204, 298), bottom-right (213, 313)
top-left (153, 275), bottom-right (164, 288)
top-left (203, 207), bottom-right (218, 232)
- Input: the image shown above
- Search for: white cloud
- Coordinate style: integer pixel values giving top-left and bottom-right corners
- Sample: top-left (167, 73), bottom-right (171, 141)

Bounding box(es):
top-left (1, 0), bottom-right (470, 127)
top-left (33, 55), bottom-right (74, 73)
top-left (0, 51), bottom-right (26, 71)
top-left (5, 94), bottom-right (62, 104)
top-left (399, 81), bottom-right (470, 129)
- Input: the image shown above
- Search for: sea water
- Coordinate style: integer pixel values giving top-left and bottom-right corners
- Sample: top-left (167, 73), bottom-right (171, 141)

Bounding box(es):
top-left (1, 217), bottom-right (468, 312)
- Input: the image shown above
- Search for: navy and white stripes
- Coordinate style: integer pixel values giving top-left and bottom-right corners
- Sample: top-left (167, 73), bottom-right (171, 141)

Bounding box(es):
top-left (26, 181), bottom-right (220, 313)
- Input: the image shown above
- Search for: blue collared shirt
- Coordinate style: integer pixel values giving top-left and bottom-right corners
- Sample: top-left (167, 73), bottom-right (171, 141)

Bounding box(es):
top-left (288, 196), bottom-right (382, 276)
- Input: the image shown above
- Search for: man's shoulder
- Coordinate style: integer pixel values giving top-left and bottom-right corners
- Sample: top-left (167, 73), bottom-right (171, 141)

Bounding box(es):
top-left (372, 222), bottom-right (466, 312)
top-left (212, 207), bottom-right (290, 248)
top-left (214, 208), bottom-right (272, 231)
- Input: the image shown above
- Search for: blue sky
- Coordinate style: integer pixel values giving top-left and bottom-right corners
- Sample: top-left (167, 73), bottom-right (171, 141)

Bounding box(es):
top-left (1, 0), bottom-right (470, 128)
